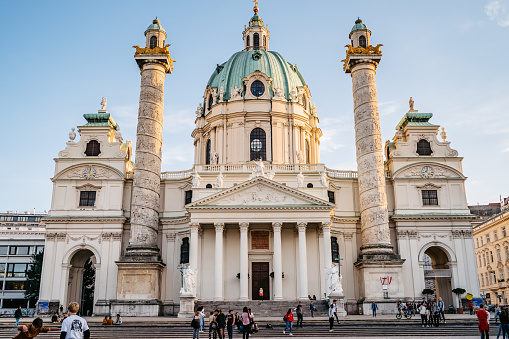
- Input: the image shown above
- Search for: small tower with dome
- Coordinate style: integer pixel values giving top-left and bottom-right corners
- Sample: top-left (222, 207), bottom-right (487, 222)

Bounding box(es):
top-left (349, 18), bottom-right (371, 48)
top-left (243, 0), bottom-right (270, 51)
top-left (145, 18), bottom-right (167, 49)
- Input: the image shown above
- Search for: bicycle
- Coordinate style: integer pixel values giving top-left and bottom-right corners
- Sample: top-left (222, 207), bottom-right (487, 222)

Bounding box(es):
top-left (396, 309), bottom-right (413, 320)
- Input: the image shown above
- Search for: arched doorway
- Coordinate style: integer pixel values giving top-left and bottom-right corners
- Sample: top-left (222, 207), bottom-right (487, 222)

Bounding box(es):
top-left (423, 246), bottom-right (452, 308)
top-left (67, 249), bottom-right (96, 316)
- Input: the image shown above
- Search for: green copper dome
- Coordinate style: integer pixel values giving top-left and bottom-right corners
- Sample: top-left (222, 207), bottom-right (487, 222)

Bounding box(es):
top-left (250, 14), bottom-right (263, 27)
top-left (351, 18), bottom-right (369, 32)
top-left (206, 49), bottom-right (307, 102)
top-left (145, 18), bottom-right (166, 36)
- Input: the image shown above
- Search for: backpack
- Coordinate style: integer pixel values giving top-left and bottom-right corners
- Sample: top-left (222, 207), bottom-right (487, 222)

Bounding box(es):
top-left (191, 318), bottom-right (200, 329)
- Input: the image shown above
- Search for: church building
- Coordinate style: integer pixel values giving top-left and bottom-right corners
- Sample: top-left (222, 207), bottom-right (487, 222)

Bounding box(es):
top-left (39, 5), bottom-right (479, 316)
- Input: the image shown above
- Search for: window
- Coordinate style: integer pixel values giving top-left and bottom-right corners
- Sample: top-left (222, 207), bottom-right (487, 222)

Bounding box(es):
top-left (487, 272), bottom-right (490, 285)
top-left (359, 35), bottom-right (367, 48)
top-left (208, 94), bottom-right (213, 110)
top-left (246, 35), bottom-right (250, 47)
top-left (263, 35), bottom-right (267, 48)
top-left (253, 33), bottom-right (259, 48)
top-left (7, 263), bottom-right (27, 278)
top-left (4, 281), bottom-right (25, 291)
top-left (500, 269), bottom-right (505, 281)
top-left (306, 183), bottom-right (313, 188)
top-left (180, 237), bottom-right (189, 264)
top-left (205, 139), bottom-right (211, 165)
top-left (331, 236), bottom-right (339, 263)
top-left (487, 234), bottom-right (491, 243)
top-left (79, 191), bottom-right (96, 207)
top-left (85, 140), bottom-right (100, 156)
top-left (250, 80), bottom-right (265, 97)
top-left (206, 184), bottom-right (213, 189)
top-left (422, 190), bottom-right (438, 205)
top-left (505, 246), bottom-right (509, 259)
top-left (305, 140), bottom-right (310, 164)
top-left (328, 190), bottom-right (335, 204)
top-left (250, 128), bottom-right (266, 161)
top-left (9, 246), bottom-right (29, 256)
top-left (504, 226), bottom-right (507, 238)
top-left (184, 190), bottom-right (192, 205)
top-left (498, 248), bottom-right (502, 261)
top-left (493, 271), bottom-right (497, 284)
top-left (150, 36), bottom-right (157, 49)
top-left (495, 230), bottom-right (499, 240)
top-left (481, 237), bottom-right (484, 246)
top-left (0, 263), bottom-right (4, 277)
top-left (416, 139), bottom-right (432, 156)
top-left (2, 299), bottom-right (27, 308)
top-left (483, 253), bottom-right (486, 266)
top-left (476, 238), bottom-right (479, 248)
top-left (491, 251), bottom-right (494, 262)
top-left (0, 246), bottom-right (7, 255)
top-left (481, 274), bottom-right (484, 287)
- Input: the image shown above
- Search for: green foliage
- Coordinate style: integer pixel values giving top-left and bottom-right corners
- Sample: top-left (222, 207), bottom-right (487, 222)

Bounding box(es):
top-left (452, 288), bottom-right (466, 295)
top-left (81, 259), bottom-right (95, 315)
top-left (422, 288), bottom-right (435, 295)
top-left (24, 250), bottom-right (44, 302)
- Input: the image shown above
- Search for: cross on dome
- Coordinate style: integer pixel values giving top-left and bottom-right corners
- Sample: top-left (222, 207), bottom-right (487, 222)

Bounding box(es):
top-left (253, 0), bottom-right (259, 14)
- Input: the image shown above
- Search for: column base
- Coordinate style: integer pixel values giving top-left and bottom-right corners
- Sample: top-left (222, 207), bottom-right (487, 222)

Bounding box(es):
top-left (328, 294), bottom-right (347, 317)
top-left (110, 299), bottom-right (162, 316)
top-left (238, 297), bottom-right (249, 301)
top-left (178, 296), bottom-right (196, 318)
top-left (354, 258), bottom-right (405, 302)
top-left (273, 296), bottom-right (284, 301)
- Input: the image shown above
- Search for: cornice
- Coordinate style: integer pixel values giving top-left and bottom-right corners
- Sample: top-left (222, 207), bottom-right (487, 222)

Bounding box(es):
top-left (331, 216), bottom-right (360, 224)
top-left (160, 215), bottom-right (190, 225)
top-left (43, 216), bottom-right (126, 224)
top-left (187, 205), bottom-right (333, 211)
top-left (391, 214), bottom-right (475, 221)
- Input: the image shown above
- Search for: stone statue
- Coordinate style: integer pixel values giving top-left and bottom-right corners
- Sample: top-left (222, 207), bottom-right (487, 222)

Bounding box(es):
top-left (211, 88), bottom-right (218, 106)
top-left (296, 151), bottom-right (304, 164)
top-left (297, 89), bottom-right (304, 105)
top-left (100, 97), bottom-right (107, 110)
top-left (218, 86), bottom-right (225, 103)
top-left (273, 87), bottom-right (285, 100)
top-left (230, 86), bottom-right (242, 98)
top-left (192, 169), bottom-right (201, 188)
top-left (266, 170), bottom-right (275, 180)
top-left (409, 97), bottom-right (414, 111)
top-left (69, 127), bottom-right (76, 142)
top-left (320, 171), bottom-right (328, 188)
top-left (326, 264), bottom-right (343, 296)
top-left (195, 103), bottom-right (203, 117)
top-left (114, 127), bottom-right (123, 142)
top-left (297, 171), bottom-right (305, 188)
top-left (311, 102), bottom-right (318, 116)
top-left (290, 89), bottom-right (297, 102)
top-left (440, 127), bottom-right (447, 141)
top-left (180, 267), bottom-right (196, 295)
top-left (214, 171), bottom-right (224, 188)
top-left (211, 151), bottom-right (219, 165)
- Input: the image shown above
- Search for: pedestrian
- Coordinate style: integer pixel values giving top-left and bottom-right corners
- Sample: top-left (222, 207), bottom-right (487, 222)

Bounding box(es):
top-left (102, 316), bottom-right (108, 325)
top-left (208, 311), bottom-right (220, 339)
top-left (419, 302), bottom-right (427, 328)
top-left (496, 305), bottom-right (501, 324)
top-left (60, 302), bottom-right (90, 339)
top-left (431, 301), bottom-right (439, 327)
top-left (497, 306), bottom-right (508, 339)
top-left (199, 306), bottom-right (206, 333)
top-left (420, 297), bottom-right (427, 307)
top-left (328, 303), bottom-right (335, 332)
top-left (477, 304), bottom-right (490, 339)
top-left (241, 306), bottom-right (252, 339)
top-left (426, 300), bottom-right (432, 327)
top-left (283, 308), bottom-right (293, 335)
top-left (234, 312), bottom-right (242, 333)
top-left (114, 314), bottom-right (122, 325)
top-left (371, 301), bottom-right (378, 317)
top-left (51, 312), bottom-right (58, 323)
top-left (14, 306), bottom-right (23, 327)
top-left (333, 300), bottom-right (340, 324)
top-left (468, 300), bottom-right (474, 315)
top-left (295, 302), bottom-right (303, 328)
top-left (59, 306), bottom-right (64, 316)
top-left (259, 288), bottom-right (263, 301)
top-left (226, 310), bottom-right (234, 339)
top-left (309, 301), bottom-right (315, 318)
top-left (13, 317), bottom-right (59, 339)
top-left (192, 310), bottom-right (201, 339)
top-left (217, 309), bottom-right (226, 339)
top-left (437, 297), bottom-right (446, 323)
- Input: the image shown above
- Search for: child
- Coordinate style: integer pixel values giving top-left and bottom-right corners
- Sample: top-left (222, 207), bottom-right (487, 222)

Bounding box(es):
top-left (14, 318), bottom-right (59, 339)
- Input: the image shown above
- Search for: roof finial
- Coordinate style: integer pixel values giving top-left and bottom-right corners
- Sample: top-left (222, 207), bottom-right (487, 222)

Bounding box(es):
top-left (253, 0), bottom-right (259, 14)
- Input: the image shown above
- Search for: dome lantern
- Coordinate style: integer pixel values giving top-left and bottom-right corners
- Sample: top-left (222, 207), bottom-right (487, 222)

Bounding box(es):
top-left (349, 18), bottom-right (371, 48)
top-left (243, 0), bottom-right (270, 51)
top-left (144, 17), bottom-right (167, 49)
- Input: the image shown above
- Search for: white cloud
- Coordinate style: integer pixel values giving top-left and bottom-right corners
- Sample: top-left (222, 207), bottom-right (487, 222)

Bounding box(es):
top-left (378, 101), bottom-right (401, 116)
top-left (503, 147), bottom-right (509, 153)
top-left (485, 0), bottom-right (509, 27)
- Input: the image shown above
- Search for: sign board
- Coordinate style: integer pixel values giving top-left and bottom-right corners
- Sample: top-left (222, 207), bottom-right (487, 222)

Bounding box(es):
top-left (486, 293), bottom-right (491, 299)
top-left (466, 293), bottom-right (473, 300)
top-left (37, 302), bottom-right (49, 315)
top-left (251, 231), bottom-right (269, 250)
top-left (49, 301), bottom-right (60, 314)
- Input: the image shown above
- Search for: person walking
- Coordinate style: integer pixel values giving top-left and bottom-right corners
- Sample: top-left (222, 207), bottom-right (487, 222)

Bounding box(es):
top-left (477, 304), bottom-right (490, 339)
top-left (241, 306), bottom-right (252, 339)
top-left (333, 300), bottom-right (340, 324)
top-left (217, 309), bottom-right (226, 339)
top-left (419, 302), bottom-right (427, 328)
top-left (226, 310), bottom-right (234, 339)
top-left (496, 306), bottom-right (502, 324)
top-left (468, 300), bottom-right (474, 315)
top-left (14, 306), bottom-right (23, 327)
top-left (309, 301), bottom-right (315, 318)
top-left (437, 297), bottom-right (446, 323)
top-left (60, 302), bottom-right (90, 339)
top-left (13, 317), bottom-right (59, 339)
top-left (199, 307), bottom-right (206, 333)
top-left (371, 301), bottom-right (378, 317)
top-left (283, 308), bottom-right (294, 335)
top-left (208, 311), bottom-right (220, 339)
top-left (192, 310), bottom-right (201, 339)
top-left (497, 306), bottom-right (509, 339)
top-left (295, 302), bottom-right (303, 328)
top-left (328, 304), bottom-right (335, 332)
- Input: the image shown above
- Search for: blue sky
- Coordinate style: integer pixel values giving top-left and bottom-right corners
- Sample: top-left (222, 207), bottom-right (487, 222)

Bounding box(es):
top-left (1, 0), bottom-right (508, 211)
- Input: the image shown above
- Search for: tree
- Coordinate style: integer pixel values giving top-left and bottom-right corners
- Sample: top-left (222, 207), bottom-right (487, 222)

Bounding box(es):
top-left (452, 288), bottom-right (466, 304)
top-left (81, 258), bottom-right (95, 316)
top-left (422, 288), bottom-right (435, 297)
top-left (24, 250), bottom-right (44, 304)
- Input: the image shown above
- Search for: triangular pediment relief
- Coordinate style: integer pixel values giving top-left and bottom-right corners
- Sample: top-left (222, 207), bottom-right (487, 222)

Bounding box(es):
top-left (187, 177), bottom-right (334, 209)
top-left (393, 162), bottom-right (465, 180)
top-left (53, 163), bottom-right (124, 181)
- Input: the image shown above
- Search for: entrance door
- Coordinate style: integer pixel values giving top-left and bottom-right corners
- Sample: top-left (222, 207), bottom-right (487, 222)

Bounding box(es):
top-left (252, 262), bottom-right (270, 300)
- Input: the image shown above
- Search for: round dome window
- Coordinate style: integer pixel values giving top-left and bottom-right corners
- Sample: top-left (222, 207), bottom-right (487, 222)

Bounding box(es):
top-left (251, 139), bottom-right (262, 151)
top-left (250, 80), bottom-right (265, 97)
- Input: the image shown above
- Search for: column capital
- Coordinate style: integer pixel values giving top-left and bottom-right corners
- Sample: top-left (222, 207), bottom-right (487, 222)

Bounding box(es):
top-left (296, 222), bottom-right (307, 232)
top-left (321, 221), bottom-right (332, 231)
top-left (190, 223), bottom-right (200, 232)
top-left (239, 222), bottom-right (249, 232)
top-left (214, 222), bottom-right (225, 232)
top-left (272, 222), bottom-right (282, 232)
top-left (166, 233), bottom-right (176, 242)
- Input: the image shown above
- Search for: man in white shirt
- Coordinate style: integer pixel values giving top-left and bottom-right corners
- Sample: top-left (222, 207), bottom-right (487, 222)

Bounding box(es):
top-left (60, 302), bottom-right (90, 339)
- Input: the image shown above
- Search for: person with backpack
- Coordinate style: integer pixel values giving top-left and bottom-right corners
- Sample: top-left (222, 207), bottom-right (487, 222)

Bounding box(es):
top-left (241, 306), bottom-right (253, 339)
top-left (437, 297), bottom-right (446, 323)
top-left (209, 310), bottom-right (221, 339)
top-left (283, 308), bottom-right (294, 335)
top-left (14, 306), bottom-right (23, 327)
top-left (217, 309), bottom-right (226, 339)
top-left (191, 310), bottom-right (201, 339)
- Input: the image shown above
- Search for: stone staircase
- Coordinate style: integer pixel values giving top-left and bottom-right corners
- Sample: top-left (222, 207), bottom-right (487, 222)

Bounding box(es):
top-left (195, 300), bottom-right (329, 317)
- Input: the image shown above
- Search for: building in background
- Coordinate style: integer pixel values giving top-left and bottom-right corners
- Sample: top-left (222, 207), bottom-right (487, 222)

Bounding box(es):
top-left (474, 197), bottom-right (509, 305)
top-left (0, 211), bottom-right (46, 315)
top-left (470, 202), bottom-right (503, 227)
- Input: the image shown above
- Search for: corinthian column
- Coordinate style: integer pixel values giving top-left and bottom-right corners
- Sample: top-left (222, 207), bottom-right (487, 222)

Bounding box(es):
top-left (272, 222), bottom-right (283, 300)
top-left (297, 222), bottom-right (309, 301)
top-left (239, 222), bottom-right (249, 301)
top-left (214, 222), bottom-right (224, 301)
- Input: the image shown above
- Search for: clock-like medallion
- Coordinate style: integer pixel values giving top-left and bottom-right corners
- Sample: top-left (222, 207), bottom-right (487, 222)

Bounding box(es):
top-left (83, 167), bottom-right (96, 179)
top-left (421, 166), bottom-right (434, 179)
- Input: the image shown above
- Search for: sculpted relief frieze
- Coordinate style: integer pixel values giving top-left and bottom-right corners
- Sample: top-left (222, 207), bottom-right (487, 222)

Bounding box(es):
top-left (61, 165), bottom-right (122, 180)
top-left (397, 164), bottom-right (462, 179)
top-left (211, 185), bottom-right (309, 206)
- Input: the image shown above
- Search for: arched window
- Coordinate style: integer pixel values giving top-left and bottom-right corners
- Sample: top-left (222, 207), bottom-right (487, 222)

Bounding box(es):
top-left (85, 140), bottom-right (100, 156)
top-left (359, 35), bottom-right (367, 48)
top-left (150, 36), bottom-right (158, 49)
top-left (416, 139), bottom-right (432, 156)
top-left (254, 33), bottom-right (259, 49)
top-left (302, 95), bottom-right (307, 110)
top-left (246, 35), bottom-right (250, 48)
top-left (208, 94), bottom-right (213, 110)
top-left (205, 139), bottom-right (211, 164)
top-left (305, 140), bottom-right (310, 164)
top-left (180, 237), bottom-right (189, 264)
top-left (263, 35), bottom-right (267, 48)
top-left (206, 183), bottom-right (213, 188)
top-left (250, 128), bottom-right (266, 161)
top-left (307, 183), bottom-right (313, 188)
top-left (331, 236), bottom-right (339, 263)
top-left (250, 80), bottom-right (265, 97)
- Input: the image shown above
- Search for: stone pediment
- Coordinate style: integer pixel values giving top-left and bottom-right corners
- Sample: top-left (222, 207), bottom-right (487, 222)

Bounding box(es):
top-left (392, 162), bottom-right (465, 180)
top-left (53, 163), bottom-right (125, 181)
top-left (187, 177), bottom-right (334, 210)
